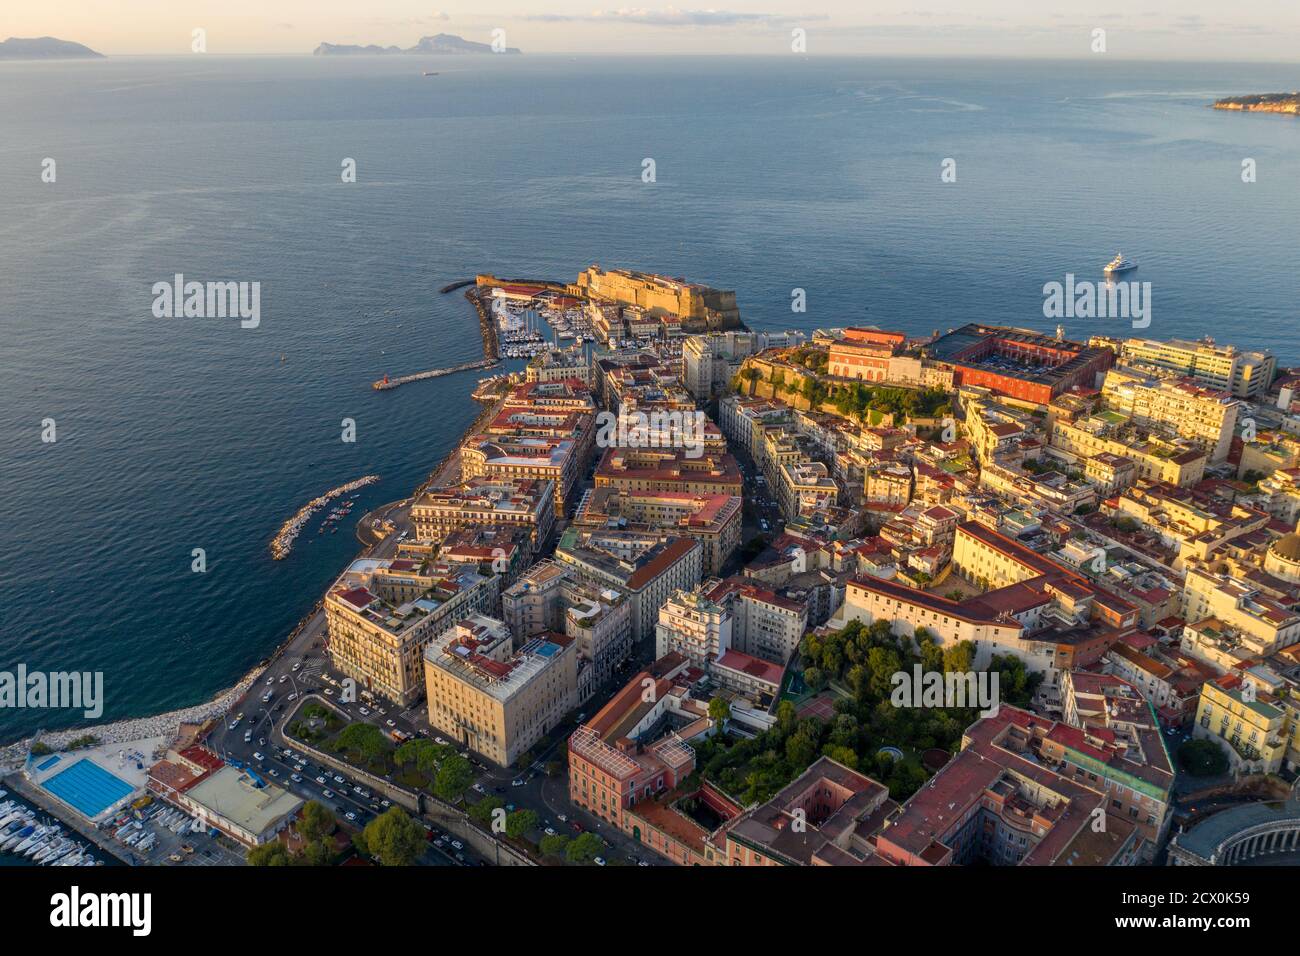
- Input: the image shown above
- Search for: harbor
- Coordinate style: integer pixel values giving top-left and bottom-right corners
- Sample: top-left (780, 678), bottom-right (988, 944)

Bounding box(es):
top-left (269, 474), bottom-right (380, 559)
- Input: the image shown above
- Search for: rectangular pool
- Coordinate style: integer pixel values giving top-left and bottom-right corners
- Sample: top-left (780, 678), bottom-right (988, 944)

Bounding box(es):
top-left (41, 758), bottom-right (136, 818)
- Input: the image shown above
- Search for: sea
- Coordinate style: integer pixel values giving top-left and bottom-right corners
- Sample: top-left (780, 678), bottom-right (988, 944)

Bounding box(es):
top-left (1, 54), bottom-right (1298, 742)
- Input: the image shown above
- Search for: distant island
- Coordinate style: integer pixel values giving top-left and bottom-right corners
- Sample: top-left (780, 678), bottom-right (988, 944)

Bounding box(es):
top-left (1212, 92), bottom-right (1299, 116)
top-left (0, 36), bottom-right (104, 59)
top-left (313, 33), bottom-right (521, 56)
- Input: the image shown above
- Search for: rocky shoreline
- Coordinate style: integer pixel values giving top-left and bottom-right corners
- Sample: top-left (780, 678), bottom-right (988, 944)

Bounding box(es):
top-left (1212, 93), bottom-right (1300, 115)
top-left (0, 666), bottom-right (263, 770)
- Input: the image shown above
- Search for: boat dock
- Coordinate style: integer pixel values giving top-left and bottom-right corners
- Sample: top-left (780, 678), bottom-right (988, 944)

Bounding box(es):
top-left (372, 357), bottom-right (498, 391)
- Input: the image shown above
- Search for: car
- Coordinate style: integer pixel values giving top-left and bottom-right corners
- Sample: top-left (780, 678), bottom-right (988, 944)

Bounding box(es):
top-left (472, 783), bottom-right (486, 794)
top-left (228, 720), bottom-right (240, 730)
top-left (262, 691), bottom-right (272, 703)
top-left (358, 706), bottom-right (370, 716)
top-left (278, 675), bottom-right (288, 683)
top-left (293, 764), bottom-right (304, 773)
top-left (252, 752), bottom-right (265, 762)
top-left (265, 676), bottom-right (274, 685)
top-left (345, 811), bottom-right (357, 822)
top-left (324, 688), bottom-right (334, 696)
top-left (455, 852), bottom-right (465, 864)
top-left (287, 692), bottom-right (298, 701)
top-left (268, 769), bottom-right (279, 778)
top-left (570, 821), bottom-right (583, 833)
top-left (370, 803), bottom-right (380, 812)
top-left (334, 774), bottom-right (345, 784)
top-left (594, 857), bottom-right (606, 867)
top-left (450, 840), bottom-right (463, 851)
top-left (315, 776), bottom-right (327, 785)
top-left (557, 814), bottom-right (567, 823)
top-left (353, 786), bottom-right (364, 795)
top-left (259, 738), bottom-right (266, 747)
top-left (544, 827), bottom-right (557, 837)
top-left (637, 860), bottom-right (650, 867)
top-left (243, 730), bottom-right (252, 743)
top-left (512, 778), bottom-right (525, 787)
top-left (292, 662), bottom-right (302, 672)
top-left (386, 719), bottom-right (396, 728)
top-left (236, 712), bottom-right (244, 721)
top-left (322, 789), bottom-right (334, 798)
top-left (291, 774), bottom-right (303, 783)
top-left (434, 736), bottom-right (448, 746)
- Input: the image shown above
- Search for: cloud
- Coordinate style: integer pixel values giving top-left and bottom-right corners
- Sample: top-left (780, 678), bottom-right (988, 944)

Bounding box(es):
top-left (523, 7), bottom-right (825, 28)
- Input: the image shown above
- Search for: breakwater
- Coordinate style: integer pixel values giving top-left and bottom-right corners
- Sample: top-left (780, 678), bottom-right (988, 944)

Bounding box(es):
top-left (270, 474), bottom-right (380, 559)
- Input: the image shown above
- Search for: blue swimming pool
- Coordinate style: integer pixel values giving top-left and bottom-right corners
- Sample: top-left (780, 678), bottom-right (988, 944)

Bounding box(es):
top-left (34, 754), bottom-right (61, 772)
top-left (41, 758), bottom-right (135, 818)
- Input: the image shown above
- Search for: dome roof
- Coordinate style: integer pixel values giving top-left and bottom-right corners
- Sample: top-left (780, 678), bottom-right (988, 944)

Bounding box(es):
top-left (1270, 533), bottom-right (1300, 562)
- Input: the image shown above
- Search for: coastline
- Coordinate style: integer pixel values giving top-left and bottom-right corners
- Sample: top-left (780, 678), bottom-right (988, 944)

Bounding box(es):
top-left (0, 285), bottom-right (510, 762)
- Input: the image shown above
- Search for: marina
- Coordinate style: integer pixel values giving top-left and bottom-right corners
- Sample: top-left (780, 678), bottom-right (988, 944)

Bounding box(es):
top-left (0, 791), bottom-right (106, 867)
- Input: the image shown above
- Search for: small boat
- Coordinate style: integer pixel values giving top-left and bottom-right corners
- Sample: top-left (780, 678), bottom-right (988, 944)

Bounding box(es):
top-left (423, 71), bottom-right (439, 77)
top-left (1103, 252), bottom-right (1137, 275)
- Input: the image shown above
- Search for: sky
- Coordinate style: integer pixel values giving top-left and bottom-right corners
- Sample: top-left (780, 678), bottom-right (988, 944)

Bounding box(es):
top-left (10, 2), bottom-right (1300, 59)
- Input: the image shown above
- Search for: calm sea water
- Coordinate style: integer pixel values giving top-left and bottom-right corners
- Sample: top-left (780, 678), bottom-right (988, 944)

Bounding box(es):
top-left (1, 55), bottom-right (1298, 741)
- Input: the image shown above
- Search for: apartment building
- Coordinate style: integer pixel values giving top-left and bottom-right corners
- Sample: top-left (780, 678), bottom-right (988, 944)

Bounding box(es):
top-left (1100, 366), bottom-right (1240, 463)
top-left (1193, 673), bottom-right (1289, 775)
top-left (1050, 416), bottom-right (1206, 488)
top-left (1181, 565), bottom-right (1300, 657)
top-left (1112, 336), bottom-right (1275, 400)
top-left (460, 435), bottom-right (583, 518)
top-left (555, 529), bottom-right (704, 642)
top-left (594, 446), bottom-right (742, 497)
top-left (706, 577), bottom-right (808, 665)
top-left (325, 557), bottom-right (499, 707)
top-left (423, 615), bottom-right (578, 767)
top-left (574, 486), bottom-right (741, 575)
top-left (410, 476), bottom-right (556, 555)
top-left (1106, 481), bottom-right (1271, 570)
top-left (501, 560), bottom-right (634, 700)
top-left (682, 329), bottom-right (806, 401)
top-left (655, 588), bottom-right (733, 668)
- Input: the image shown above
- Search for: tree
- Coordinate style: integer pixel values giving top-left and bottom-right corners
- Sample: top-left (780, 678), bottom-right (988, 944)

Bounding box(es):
top-left (247, 842), bottom-right (291, 866)
top-left (297, 800), bottom-right (336, 843)
top-left (566, 832), bottom-right (604, 864)
top-left (300, 839), bottom-right (334, 867)
top-left (505, 809), bottom-right (539, 841)
top-left (469, 795), bottom-right (505, 827)
top-left (358, 807), bottom-right (425, 866)
top-left (336, 722), bottom-right (389, 764)
top-left (539, 833), bottom-right (570, 858)
top-left (434, 754), bottom-right (474, 802)
top-left (708, 696), bottom-right (731, 728)
top-left (803, 666), bottom-right (827, 692)
top-left (941, 641), bottom-right (975, 675)
top-left (1178, 738), bottom-right (1230, 776)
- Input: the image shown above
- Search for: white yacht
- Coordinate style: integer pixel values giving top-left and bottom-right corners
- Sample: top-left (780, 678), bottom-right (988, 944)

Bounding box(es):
top-left (1103, 252), bottom-right (1137, 275)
